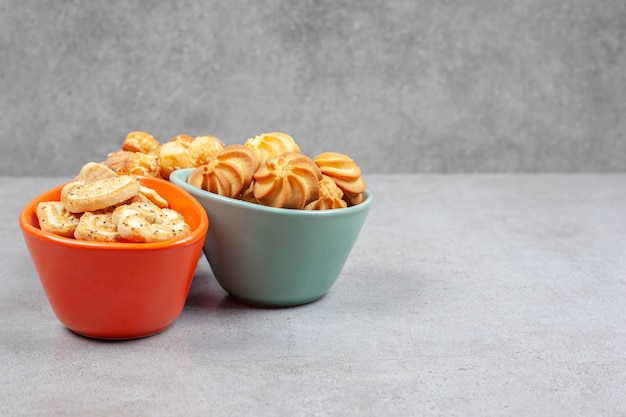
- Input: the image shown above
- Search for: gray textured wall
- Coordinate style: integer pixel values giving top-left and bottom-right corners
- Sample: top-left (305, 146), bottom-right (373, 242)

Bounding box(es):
top-left (1, 0), bottom-right (625, 175)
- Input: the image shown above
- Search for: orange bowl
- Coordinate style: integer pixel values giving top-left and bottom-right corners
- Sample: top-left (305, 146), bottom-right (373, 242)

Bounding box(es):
top-left (19, 176), bottom-right (209, 339)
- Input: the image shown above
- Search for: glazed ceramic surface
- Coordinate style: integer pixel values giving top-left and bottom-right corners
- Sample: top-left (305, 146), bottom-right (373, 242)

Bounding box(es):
top-left (170, 168), bottom-right (373, 307)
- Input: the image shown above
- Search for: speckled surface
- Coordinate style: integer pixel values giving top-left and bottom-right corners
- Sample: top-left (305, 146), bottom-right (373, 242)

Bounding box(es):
top-left (2, 174), bottom-right (625, 416)
top-left (1, 1), bottom-right (626, 175)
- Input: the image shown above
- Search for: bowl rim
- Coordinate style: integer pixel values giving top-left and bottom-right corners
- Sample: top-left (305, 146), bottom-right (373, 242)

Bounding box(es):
top-left (19, 175), bottom-right (209, 251)
top-left (169, 168), bottom-right (374, 216)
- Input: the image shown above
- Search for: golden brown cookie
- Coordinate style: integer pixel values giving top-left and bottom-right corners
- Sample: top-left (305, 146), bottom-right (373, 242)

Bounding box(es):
top-left (244, 132), bottom-right (300, 169)
top-left (112, 202), bottom-right (191, 243)
top-left (313, 152), bottom-right (365, 206)
top-left (122, 131), bottom-right (161, 156)
top-left (74, 212), bottom-right (121, 242)
top-left (36, 201), bottom-right (81, 238)
top-left (239, 183), bottom-right (257, 204)
top-left (112, 201), bottom-right (160, 225)
top-left (159, 141), bottom-right (193, 179)
top-left (103, 150), bottom-right (162, 177)
top-left (63, 175), bottom-right (141, 213)
top-left (253, 152), bottom-right (322, 209)
top-left (189, 135), bottom-right (225, 166)
top-left (158, 208), bottom-right (192, 237)
top-left (60, 181), bottom-right (82, 203)
top-left (138, 185), bottom-right (169, 208)
top-left (187, 144), bottom-right (257, 199)
top-left (304, 175), bottom-right (348, 210)
top-left (77, 162), bottom-right (118, 183)
top-left (61, 163), bottom-right (118, 203)
top-left (168, 134), bottom-right (194, 147)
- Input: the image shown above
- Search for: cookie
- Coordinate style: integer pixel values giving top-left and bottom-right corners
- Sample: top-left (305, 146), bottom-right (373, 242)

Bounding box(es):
top-left (63, 175), bottom-right (141, 213)
top-left (113, 202), bottom-right (191, 243)
top-left (122, 131), bottom-right (161, 156)
top-left (244, 132), bottom-right (300, 169)
top-left (36, 201), bottom-right (81, 238)
top-left (187, 144), bottom-right (256, 199)
top-left (313, 152), bottom-right (365, 206)
top-left (74, 212), bottom-right (121, 242)
top-left (253, 152), bottom-right (322, 209)
top-left (304, 175), bottom-right (348, 210)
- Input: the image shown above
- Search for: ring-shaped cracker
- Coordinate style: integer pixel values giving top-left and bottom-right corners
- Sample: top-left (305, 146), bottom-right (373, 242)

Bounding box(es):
top-left (112, 202), bottom-right (191, 243)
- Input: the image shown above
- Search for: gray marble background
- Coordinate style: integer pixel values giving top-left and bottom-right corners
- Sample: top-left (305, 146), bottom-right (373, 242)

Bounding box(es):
top-left (1, 0), bottom-right (625, 175)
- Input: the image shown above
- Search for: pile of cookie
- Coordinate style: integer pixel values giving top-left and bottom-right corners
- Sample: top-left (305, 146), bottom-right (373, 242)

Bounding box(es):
top-left (103, 131), bottom-right (224, 180)
top-left (36, 162), bottom-right (191, 243)
top-left (103, 131), bottom-right (365, 210)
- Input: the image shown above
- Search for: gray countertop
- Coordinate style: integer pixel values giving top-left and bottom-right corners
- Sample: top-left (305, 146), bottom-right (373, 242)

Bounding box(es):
top-left (2, 174), bottom-right (625, 417)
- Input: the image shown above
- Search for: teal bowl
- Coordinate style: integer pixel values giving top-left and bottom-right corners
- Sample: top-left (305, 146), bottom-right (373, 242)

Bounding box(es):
top-left (170, 168), bottom-right (373, 307)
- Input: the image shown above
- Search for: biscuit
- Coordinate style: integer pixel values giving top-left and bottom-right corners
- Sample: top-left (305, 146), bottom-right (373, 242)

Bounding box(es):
top-left (253, 152), bottom-right (322, 209)
top-left (159, 141), bottom-right (193, 179)
top-left (244, 132), bottom-right (300, 169)
top-left (113, 202), bottom-right (191, 243)
top-left (159, 208), bottom-right (192, 237)
top-left (36, 201), bottom-right (81, 238)
top-left (313, 152), bottom-right (365, 206)
top-left (63, 175), bottom-right (141, 213)
top-left (35, 161), bottom-right (191, 243)
top-left (104, 150), bottom-right (161, 177)
top-left (189, 135), bottom-right (225, 166)
top-left (74, 212), bottom-right (121, 242)
top-left (138, 185), bottom-right (169, 208)
top-left (122, 131), bottom-right (161, 156)
top-left (187, 144), bottom-right (256, 199)
top-left (77, 162), bottom-right (118, 183)
top-left (60, 181), bottom-right (83, 203)
top-left (169, 134), bottom-right (194, 147)
top-left (112, 201), bottom-right (161, 225)
top-left (239, 183), bottom-right (257, 204)
top-left (304, 175), bottom-right (348, 210)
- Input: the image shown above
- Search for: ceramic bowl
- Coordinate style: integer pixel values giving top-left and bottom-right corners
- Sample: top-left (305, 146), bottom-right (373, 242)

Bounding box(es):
top-left (19, 176), bottom-right (209, 339)
top-left (170, 168), bottom-right (373, 307)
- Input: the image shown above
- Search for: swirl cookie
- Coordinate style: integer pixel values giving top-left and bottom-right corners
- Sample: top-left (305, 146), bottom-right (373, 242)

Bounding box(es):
top-left (187, 144), bottom-right (257, 199)
top-left (253, 152), bottom-right (322, 209)
top-left (313, 152), bottom-right (366, 206)
top-left (244, 132), bottom-right (300, 169)
top-left (304, 175), bottom-right (348, 210)
top-left (239, 184), bottom-right (257, 204)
